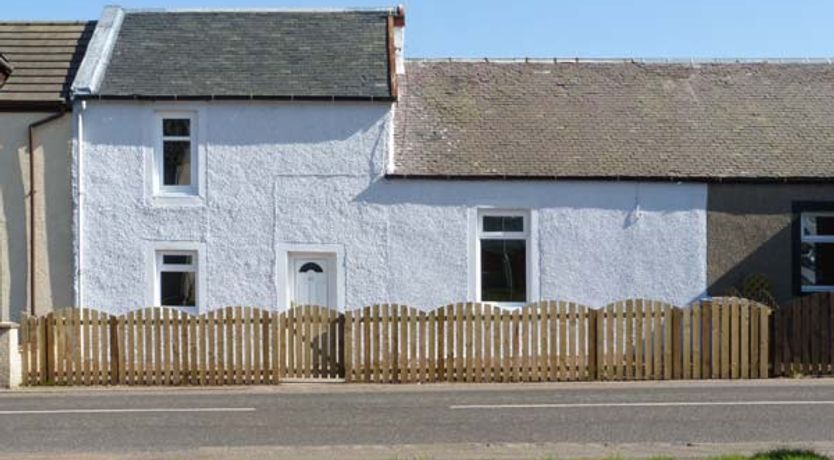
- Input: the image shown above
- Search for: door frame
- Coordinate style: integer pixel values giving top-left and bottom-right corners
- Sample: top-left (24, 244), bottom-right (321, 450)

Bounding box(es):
top-left (276, 243), bottom-right (345, 311)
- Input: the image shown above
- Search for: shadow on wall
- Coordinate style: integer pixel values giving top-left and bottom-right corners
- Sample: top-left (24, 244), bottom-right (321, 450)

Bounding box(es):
top-left (707, 222), bottom-right (793, 305)
top-left (354, 179), bottom-right (703, 213)
top-left (706, 183), bottom-right (834, 306)
top-left (39, 118), bottom-right (74, 312)
top-left (0, 116), bottom-right (29, 322)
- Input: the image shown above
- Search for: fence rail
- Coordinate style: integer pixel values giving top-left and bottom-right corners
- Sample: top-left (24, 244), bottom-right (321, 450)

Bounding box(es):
top-left (17, 294), bottom-right (832, 386)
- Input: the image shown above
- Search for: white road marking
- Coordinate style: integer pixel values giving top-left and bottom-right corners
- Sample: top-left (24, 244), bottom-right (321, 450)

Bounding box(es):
top-left (450, 400), bottom-right (834, 409)
top-left (0, 407), bottom-right (256, 415)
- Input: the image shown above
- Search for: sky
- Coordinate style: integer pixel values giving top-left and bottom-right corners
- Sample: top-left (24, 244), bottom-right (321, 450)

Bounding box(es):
top-left (4, 0), bottom-right (833, 58)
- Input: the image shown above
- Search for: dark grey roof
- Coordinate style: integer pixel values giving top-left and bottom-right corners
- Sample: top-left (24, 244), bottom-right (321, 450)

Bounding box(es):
top-left (394, 60), bottom-right (834, 181)
top-left (98, 11), bottom-right (394, 99)
top-left (0, 21), bottom-right (95, 107)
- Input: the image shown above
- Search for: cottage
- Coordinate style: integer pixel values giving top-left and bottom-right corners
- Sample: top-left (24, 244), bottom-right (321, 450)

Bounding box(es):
top-left (0, 21), bottom-right (95, 322)
top-left (5, 6), bottom-right (833, 319)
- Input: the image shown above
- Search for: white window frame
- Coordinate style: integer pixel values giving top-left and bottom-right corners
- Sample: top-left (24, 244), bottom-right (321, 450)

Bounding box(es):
top-left (475, 209), bottom-right (532, 306)
top-left (146, 242), bottom-right (206, 312)
top-left (155, 112), bottom-right (198, 196)
top-left (800, 211), bottom-right (834, 293)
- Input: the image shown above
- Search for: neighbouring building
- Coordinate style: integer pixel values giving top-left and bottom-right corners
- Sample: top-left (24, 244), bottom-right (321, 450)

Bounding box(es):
top-left (0, 21), bottom-right (95, 322)
top-left (4, 6), bottom-right (833, 316)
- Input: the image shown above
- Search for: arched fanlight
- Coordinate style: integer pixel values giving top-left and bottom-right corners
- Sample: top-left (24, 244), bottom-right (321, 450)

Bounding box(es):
top-left (299, 262), bottom-right (324, 273)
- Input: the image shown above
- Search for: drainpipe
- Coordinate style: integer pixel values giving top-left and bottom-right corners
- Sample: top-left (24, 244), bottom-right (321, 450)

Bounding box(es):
top-left (28, 110), bottom-right (66, 316)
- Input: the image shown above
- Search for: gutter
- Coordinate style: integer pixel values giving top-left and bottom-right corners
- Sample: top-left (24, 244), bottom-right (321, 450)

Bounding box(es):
top-left (73, 94), bottom-right (397, 103)
top-left (27, 110), bottom-right (66, 316)
top-left (383, 173), bottom-right (834, 184)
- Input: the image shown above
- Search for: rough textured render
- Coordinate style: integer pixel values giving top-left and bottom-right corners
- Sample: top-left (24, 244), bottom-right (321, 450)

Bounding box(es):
top-left (78, 101), bottom-right (707, 312)
top-left (98, 11), bottom-right (393, 98)
top-left (0, 21), bottom-right (96, 106)
top-left (394, 60), bottom-right (834, 179)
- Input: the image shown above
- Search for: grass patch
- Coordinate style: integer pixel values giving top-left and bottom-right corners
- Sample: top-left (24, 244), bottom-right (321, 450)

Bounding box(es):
top-left (750, 449), bottom-right (829, 460)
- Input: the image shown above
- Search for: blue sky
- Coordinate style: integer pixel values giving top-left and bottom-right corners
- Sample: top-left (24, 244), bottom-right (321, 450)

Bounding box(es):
top-left (4, 0), bottom-right (833, 58)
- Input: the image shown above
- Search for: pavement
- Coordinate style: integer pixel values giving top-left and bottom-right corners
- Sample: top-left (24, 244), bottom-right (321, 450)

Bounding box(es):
top-left (1, 379), bottom-right (833, 459)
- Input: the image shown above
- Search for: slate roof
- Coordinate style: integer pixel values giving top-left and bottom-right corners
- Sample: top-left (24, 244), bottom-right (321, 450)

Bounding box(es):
top-left (0, 21), bottom-right (96, 108)
top-left (97, 10), bottom-right (395, 99)
top-left (394, 60), bottom-right (834, 180)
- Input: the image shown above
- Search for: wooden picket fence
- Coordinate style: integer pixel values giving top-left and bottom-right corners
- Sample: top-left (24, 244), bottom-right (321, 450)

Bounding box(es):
top-left (19, 306), bottom-right (343, 386)
top-left (343, 299), bottom-right (771, 383)
top-left (14, 296), bottom-right (787, 386)
top-left (343, 302), bottom-right (593, 383)
top-left (773, 293), bottom-right (834, 376)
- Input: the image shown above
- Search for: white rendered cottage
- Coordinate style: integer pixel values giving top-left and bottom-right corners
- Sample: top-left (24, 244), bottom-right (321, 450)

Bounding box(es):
top-left (69, 7), bottom-right (707, 314)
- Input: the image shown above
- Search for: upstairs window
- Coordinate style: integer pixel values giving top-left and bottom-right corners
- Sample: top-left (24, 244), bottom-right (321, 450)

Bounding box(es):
top-left (155, 250), bottom-right (198, 308)
top-left (800, 212), bottom-right (834, 293)
top-left (156, 114), bottom-right (197, 195)
top-left (477, 210), bottom-right (529, 304)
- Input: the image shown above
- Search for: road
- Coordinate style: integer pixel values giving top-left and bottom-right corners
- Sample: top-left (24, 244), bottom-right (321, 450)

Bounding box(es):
top-left (1, 379), bottom-right (833, 459)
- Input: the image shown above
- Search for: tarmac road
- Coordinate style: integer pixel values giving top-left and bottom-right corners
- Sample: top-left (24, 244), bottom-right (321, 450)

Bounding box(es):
top-left (1, 379), bottom-right (833, 459)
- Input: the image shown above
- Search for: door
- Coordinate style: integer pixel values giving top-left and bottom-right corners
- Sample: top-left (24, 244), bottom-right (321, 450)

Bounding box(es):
top-left (290, 255), bottom-right (336, 308)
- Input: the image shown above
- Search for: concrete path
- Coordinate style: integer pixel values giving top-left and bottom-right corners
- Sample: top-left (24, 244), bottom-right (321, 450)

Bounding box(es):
top-left (1, 379), bottom-right (833, 459)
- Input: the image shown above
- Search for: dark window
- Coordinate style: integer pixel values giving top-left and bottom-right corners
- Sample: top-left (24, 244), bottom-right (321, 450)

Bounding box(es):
top-left (163, 254), bottom-right (192, 265)
top-left (160, 271), bottom-right (196, 306)
top-left (163, 118), bottom-right (190, 137)
top-left (163, 141), bottom-right (191, 186)
top-left (483, 215), bottom-right (524, 233)
top-left (480, 239), bottom-right (526, 302)
top-left (794, 205), bottom-right (834, 294)
top-left (801, 242), bottom-right (834, 289)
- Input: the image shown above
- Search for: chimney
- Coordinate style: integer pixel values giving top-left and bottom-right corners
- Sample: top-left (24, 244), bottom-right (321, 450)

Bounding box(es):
top-left (393, 5), bottom-right (405, 75)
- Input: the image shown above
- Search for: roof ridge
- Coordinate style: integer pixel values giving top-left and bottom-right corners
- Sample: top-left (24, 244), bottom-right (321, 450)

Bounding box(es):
top-left (406, 57), bottom-right (834, 65)
top-left (124, 7), bottom-right (397, 14)
top-left (0, 20), bottom-right (94, 25)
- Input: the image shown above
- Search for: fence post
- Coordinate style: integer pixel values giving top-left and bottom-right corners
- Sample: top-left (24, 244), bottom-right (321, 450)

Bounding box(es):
top-left (588, 309), bottom-right (599, 380)
top-left (110, 315), bottom-right (121, 385)
top-left (0, 322), bottom-right (21, 389)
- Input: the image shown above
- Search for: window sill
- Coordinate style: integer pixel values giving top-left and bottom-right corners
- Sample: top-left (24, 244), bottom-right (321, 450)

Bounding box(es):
top-left (149, 193), bottom-right (205, 208)
top-left (478, 301), bottom-right (529, 309)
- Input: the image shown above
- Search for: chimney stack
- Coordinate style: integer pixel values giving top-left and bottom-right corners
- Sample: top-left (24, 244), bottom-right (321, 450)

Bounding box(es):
top-left (393, 5), bottom-right (405, 75)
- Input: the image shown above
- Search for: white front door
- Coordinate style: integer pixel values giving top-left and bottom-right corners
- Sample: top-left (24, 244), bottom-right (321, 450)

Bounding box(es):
top-left (290, 255), bottom-right (336, 308)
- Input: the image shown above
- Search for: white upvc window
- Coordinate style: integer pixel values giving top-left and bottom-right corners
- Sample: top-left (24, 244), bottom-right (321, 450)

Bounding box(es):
top-left (476, 210), bottom-right (531, 305)
top-left (155, 250), bottom-right (199, 309)
top-left (800, 212), bottom-right (834, 293)
top-left (155, 112), bottom-right (197, 196)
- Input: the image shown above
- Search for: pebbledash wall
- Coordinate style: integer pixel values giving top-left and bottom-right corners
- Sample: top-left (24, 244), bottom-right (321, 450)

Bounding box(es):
top-left (74, 100), bottom-right (708, 314)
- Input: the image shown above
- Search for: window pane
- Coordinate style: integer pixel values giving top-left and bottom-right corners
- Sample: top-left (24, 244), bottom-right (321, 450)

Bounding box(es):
top-left (801, 242), bottom-right (834, 287)
top-left (163, 254), bottom-right (192, 265)
top-left (481, 239), bottom-right (526, 302)
top-left (160, 271), bottom-right (196, 306)
top-left (483, 215), bottom-right (524, 232)
top-left (163, 141), bottom-right (191, 186)
top-left (803, 214), bottom-right (834, 237)
top-left (163, 118), bottom-right (190, 137)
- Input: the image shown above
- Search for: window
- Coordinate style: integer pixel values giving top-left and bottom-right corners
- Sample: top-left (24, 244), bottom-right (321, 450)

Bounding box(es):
top-left (156, 114), bottom-right (197, 195)
top-left (799, 212), bottom-right (834, 293)
top-left (155, 250), bottom-right (198, 307)
top-left (477, 210), bottom-right (529, 303)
